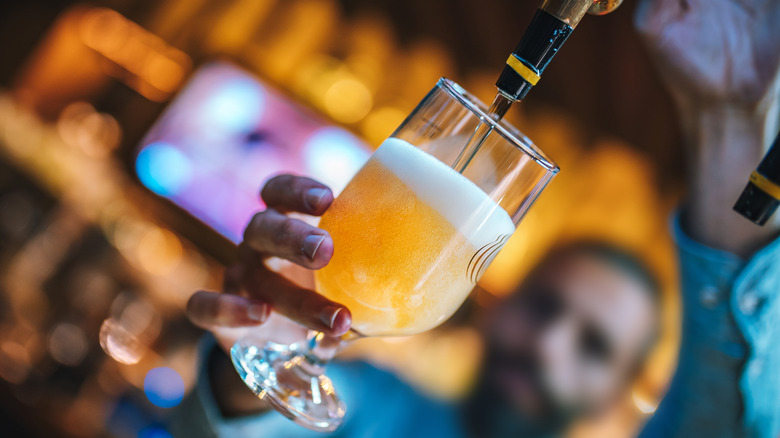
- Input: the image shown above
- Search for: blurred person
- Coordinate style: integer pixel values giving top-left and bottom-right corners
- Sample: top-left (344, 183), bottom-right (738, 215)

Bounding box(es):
top-left (171, 0), bottom-right (780, 436)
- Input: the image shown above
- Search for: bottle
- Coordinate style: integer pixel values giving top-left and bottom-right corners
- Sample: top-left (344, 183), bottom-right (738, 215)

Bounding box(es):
top-left (734, 132), bottom-right (780, 225)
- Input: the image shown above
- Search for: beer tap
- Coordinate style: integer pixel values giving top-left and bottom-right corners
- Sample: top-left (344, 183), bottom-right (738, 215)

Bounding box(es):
top-left (734, 131), bottom-right (780, 225)
top-left (490, 0), bottom-right (625, 118)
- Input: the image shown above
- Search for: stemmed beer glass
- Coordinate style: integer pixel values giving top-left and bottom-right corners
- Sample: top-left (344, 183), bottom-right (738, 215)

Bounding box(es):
top-left (231, 78), bottom-right (559, 431)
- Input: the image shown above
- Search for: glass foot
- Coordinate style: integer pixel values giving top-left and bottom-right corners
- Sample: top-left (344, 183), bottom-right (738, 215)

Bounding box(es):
top-left (230, 338), bottom-right (346, 432)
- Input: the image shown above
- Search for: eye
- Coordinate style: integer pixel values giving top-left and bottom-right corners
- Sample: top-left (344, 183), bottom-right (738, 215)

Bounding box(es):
top-left (522, 289), bottom-right (562, 324)
top-left (580, 326), bottom-right (611, 363)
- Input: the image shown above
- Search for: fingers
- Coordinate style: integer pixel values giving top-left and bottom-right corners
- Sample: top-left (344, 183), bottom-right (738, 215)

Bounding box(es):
top-left (261, 174), bottom-right (334, 215)
top-left (633, 0), bottom-right (686, 38)
top-left (244, 209), bottom-right (333, 269)
top-left (187, 291), bottom-right (271, 329)
top-left (223, 263), bottom-right (245, 294)
top-left (241, 267), bottom-right (351, 336)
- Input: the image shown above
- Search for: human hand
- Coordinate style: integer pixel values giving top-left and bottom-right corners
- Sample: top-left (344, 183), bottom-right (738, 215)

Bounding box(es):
top-left (185, 175), bottom-right (352, 353)
top-left (636, 0), bottom-right (780, 254)
top-left (634, 0), bottom-right (780, 111)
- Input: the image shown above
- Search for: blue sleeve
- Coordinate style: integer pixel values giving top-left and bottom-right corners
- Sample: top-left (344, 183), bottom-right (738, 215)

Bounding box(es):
top-left (167, 335), bottom-right (301, 437)
top-left (640, 215), bottom-right (780, 438)
top-left (166, 335), bottom-right (457, 438)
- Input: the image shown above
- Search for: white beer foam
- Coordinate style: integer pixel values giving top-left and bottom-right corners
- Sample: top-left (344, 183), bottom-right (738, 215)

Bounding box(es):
top-left (374, 138), bottom-right (515, 249)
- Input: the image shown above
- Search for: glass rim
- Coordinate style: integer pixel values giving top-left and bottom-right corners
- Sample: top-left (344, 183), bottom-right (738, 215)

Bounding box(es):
top-left (438, 78), bottom-right (560, 174)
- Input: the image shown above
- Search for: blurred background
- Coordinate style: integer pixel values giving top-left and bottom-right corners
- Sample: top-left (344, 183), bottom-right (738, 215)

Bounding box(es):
top-left (0, 0), bottom-right (684, 436)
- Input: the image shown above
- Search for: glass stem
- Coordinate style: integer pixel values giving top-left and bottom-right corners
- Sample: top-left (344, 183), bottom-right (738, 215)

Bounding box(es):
top-left (299, 331), bottom-right (359, 374)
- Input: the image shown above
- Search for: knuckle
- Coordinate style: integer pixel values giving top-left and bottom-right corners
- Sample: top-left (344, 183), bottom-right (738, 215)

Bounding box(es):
top-left (262, 174), bottom-right (292, 197)
top-left (244, 211), bottom-right (277, 248)
top-left (274, 219), bottom-right (298, 245)
top-left (245, 212), bottom-right (265, 237)
top-left (266, 174), bottom-right (290, 188)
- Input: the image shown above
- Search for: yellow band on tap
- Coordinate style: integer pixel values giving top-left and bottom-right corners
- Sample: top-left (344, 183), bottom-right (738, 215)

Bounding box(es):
top-left (750, 170), bottom-right (780, 201)
top-left (506, 55), bottom-right (541, 86)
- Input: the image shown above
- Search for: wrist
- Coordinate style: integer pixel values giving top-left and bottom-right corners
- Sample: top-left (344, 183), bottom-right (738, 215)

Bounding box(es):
top-left (679, 97), bottom-right (780, 256)
top-left (680, 99), bottom-right (779, 154)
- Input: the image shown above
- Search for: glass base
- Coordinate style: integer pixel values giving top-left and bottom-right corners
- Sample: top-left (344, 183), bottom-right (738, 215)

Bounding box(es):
top-left (230, 338), bottom-right (346, 432)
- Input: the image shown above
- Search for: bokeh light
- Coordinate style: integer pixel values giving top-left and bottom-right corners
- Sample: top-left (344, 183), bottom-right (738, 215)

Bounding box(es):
top-left (143, 367), bottom-right (185, 408)
top-left (48, 323), bottom-right (89, 366)
top-left (0, 341), bottom-right (31, 384)
top-left (99, 318), bottom-right (148, 365)
top-left (201, 79), bottom-right (265, 133)
top-left (136, 142), bottom-right (193, 196)
top-left (361, 106), bottom-right (407, 146)
top-left (303, 127), bottom-right (370, 194)
top-left (323, 77), bottom-right (373, 123)
top-left (632, 390), bottom-right (658, 415)
top-left (136, 227), bottom-right (183, 276)
top-left (138, 426), bottom-right (174, 438)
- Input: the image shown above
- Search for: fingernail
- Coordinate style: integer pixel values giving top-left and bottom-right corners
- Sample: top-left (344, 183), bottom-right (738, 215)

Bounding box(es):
top-left (304, 188), bottom-right (329, 211)
top-left (319, 306), bottom-right (350, 333)
top-left (247, 303), bottom-right (269, 322)
top-left (302, 234), bottom-right (326, 260)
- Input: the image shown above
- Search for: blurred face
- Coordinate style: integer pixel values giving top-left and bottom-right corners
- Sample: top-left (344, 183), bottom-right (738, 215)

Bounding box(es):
top-left (467, 251), bottom-right (657, 436)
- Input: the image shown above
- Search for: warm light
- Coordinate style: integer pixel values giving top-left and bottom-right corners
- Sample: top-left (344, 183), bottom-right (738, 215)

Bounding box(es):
top-left (99, 318), bottom-right (148, 365)
top-left (479, 226), bottom-right (532, 295)
top-left (323, 77), bottom-right (373, 124)
top-left (78, 7), bottom-right (191, 101)
top-left (361, 106), bottom-right (407, 147)
top-left (99, 295), bottom-right (161, 365)
top-left (112, 216), bottom-right (150, 260)
top-left (136, 227), bottom-right (183, 276)
top-left (144, 53), bottom-right (187, 93)
top-left (632, 390), bottom-right (658, 414)
top-left (57, 102), bottom-right (121, 157)
top-left (0, 341), bottom-right (31, 384)
top-left (48, 323), bottom-right (89, 366)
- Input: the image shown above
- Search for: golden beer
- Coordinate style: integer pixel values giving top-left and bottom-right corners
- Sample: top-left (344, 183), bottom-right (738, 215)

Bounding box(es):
top-left (315, 138), bottom-right (516, 336)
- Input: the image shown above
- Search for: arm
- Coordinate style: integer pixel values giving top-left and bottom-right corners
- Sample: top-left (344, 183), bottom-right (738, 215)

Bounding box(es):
top-left (635, 1), bottom-right (780, 437)
top-left (635, 0), bottom-right (780, 257)
top-left (680, 77), bottom-right (780, 258)
top-left (682, 104), bottom-right (778, 255)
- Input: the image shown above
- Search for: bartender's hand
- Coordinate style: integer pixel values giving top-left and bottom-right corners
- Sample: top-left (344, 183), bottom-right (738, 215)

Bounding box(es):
top-left (186, 175), bottom-right (351, 351)
top-left (634, 0), bottom-right (780, 110)
top-left (184, 175), bottom-right (351, 418)
top-left (635, 0), bottom-right (780, 255)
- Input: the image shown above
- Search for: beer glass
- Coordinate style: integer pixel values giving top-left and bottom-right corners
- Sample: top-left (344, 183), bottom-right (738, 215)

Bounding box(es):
top-left (231, 78), bottom-right (558, 431)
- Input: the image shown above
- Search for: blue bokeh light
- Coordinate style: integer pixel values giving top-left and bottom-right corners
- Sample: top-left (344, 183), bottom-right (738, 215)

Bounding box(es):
top-left (136, 142), bottom-right (193, 196)
top-left (203, 79), bottom-right (265, 133)
top-left (138, 426), bottom-right (174, 438)
top-left (304, 128), bottom-right (370, 194)
top-left (143, 367), bottom-right (184, 408)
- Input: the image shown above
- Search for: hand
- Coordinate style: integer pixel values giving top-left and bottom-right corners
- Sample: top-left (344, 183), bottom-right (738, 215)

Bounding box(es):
top-left (634, 0), bottom-right (780, 111)
top-left (185, 175), bottom-right (352, 353)
top-left (635, 0), bottom-right (780, 254)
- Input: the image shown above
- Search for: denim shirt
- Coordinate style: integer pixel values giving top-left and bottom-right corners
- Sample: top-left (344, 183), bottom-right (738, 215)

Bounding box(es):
top-left (170, 219), bottom-right (780, 438)
top-left (640, 218), bottom-right (780, 438)
top-left (168, 346), bottom-right (464, 438)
